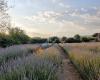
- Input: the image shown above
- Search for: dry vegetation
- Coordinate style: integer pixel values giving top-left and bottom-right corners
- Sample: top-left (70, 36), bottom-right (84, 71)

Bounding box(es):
top-left (61, 43), bottom-right (100, 80)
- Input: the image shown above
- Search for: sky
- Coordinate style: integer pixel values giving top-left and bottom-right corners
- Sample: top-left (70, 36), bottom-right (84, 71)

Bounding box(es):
top-left (8, 0), bottom-right (100, 37)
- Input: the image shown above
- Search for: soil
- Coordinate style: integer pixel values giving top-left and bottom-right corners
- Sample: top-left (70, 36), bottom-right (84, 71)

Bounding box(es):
top-left (55, 44), bottom-right (82, 80)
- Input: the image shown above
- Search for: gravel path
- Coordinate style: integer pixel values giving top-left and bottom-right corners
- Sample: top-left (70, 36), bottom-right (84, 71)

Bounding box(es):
top-left (55, 45), bottom-right (82, 80)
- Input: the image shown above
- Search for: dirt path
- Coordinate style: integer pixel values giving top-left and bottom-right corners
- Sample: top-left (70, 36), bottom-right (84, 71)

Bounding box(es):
top-left (55, 45), bottom-right (82, 80)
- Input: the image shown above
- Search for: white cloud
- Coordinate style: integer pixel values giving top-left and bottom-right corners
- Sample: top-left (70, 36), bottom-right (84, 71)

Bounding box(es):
top-left (54, 20), bottom-right (88, 37)
top-left (81, 8), bottom-right (87, 12)
top-left (67, 8), bottom-right (100, 23)
top-left (80, 14), bottom-right (100, 22)
top-left (25, 11), bottom-right (62, 23)
top-left (59, 20), bottom-right (86, 31)
top-left (24, 8), bottom-right (100, 37)
top-left (52, 0), bottom-right (62, 3)
top-left (59, 3), bottom-right (70, 8)
top-left (52, 0), bottom-right (56, 3)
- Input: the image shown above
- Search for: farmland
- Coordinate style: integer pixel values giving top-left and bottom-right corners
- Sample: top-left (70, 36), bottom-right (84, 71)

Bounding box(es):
top-left (61, 43), bottom-right (100, 80)
top-left (0, 0), bottom-right (100, 80)
top-left (0, 43), bottom-right (100, 80)
top-left (0, 44), bottom-right (62, 80)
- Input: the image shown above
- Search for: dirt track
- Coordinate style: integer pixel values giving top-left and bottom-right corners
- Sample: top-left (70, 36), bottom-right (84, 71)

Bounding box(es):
top-left (55, 45), bottom-right (82, 80)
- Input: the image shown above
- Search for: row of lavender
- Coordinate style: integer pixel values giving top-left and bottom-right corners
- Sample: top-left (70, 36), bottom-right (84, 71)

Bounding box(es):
top-left (0, 45), bottom-right (62, 80)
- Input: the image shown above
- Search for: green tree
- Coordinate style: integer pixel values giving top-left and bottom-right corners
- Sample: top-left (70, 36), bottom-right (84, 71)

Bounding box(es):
top-left (82, 36), bottom-right (95, 42)
top-left (67, 37), bottom-right (76, 43)
top-left (48, 36), bottom-right (60, 43)
top-left (61, 36), bottom-right (67, 43)
top-left (74, 34), bottom-right (82, 42)
top-left (8, 27), bottom-right (30, 44)
top-left (30, 37), bottom-right (47, 44)
top-left (0, 32), bottom-right (14, 47)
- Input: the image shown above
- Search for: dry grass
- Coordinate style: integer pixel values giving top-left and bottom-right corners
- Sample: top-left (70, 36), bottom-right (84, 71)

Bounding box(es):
top-left (62, 43), bottom-right (100, 80)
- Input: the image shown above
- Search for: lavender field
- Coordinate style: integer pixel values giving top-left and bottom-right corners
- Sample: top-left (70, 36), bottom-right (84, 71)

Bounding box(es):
top-left (0, 44), bottom-right (62, 80)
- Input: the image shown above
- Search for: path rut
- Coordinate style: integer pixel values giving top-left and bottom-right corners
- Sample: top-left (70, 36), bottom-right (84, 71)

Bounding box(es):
top-left (55, 45), bottom-right (82, 80)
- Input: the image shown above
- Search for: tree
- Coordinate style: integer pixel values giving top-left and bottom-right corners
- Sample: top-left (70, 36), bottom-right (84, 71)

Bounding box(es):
top-left (61, 36), bottom-right (67, 43)
top-left (48, 36), bottom-right (60, 43)
top-left (30, 37), bottom-right (47, 44)
top-left (8, 27), bottom-right (30, 44)
top-left (0, 32), bottom-right (14, 47)
top-left (0, 0), bottom-right (10, 32)
top-left (67, 37), bottom-right (76, 43)
top-left (82, 36), bottom-right (95, 42)
top-left (74, 34), bottom-right (82, 42)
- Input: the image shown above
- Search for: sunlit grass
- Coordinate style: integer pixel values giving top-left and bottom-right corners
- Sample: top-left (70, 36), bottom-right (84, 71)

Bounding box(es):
top-left (62, 43), bottom-right (100, 80)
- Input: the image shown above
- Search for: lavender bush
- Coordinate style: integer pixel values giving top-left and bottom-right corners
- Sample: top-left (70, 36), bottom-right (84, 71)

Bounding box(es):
top-left (0, 45), bottom-right (62, 80)
top-left (0, 44), bottom-right (37, 66)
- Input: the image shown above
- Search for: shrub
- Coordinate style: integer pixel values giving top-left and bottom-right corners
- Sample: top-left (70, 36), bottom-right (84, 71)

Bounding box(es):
top-left (0, 33), bottom-right (14, 47)
top-left (0, 45), bottom-right (62, 80)
top-left (66, 38), bottom-right (76, 43)
top-left (8, 27), bottom-right (30, 44)
top-left (61, 36), bottom-right (67, 43)
top-left (48, 37), bottom-right (60, 43)
top-left (30, 37), bottom-right (47, 44)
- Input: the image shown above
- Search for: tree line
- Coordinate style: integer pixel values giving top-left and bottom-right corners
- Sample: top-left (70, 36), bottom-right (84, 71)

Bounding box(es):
top-left (0, 27), bottom-right (96, 47)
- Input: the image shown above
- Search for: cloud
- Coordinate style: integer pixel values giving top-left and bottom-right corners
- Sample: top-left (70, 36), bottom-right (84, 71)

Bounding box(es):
top-left (27, 31), bottom-right (51, 38)
top-left (57, 20), bottom-right (87, 32)
top-left (52, 0), bottom-right (61, 3)
top-left (25, 11), bottom-right (62, 23)
top-left (52, 0), bottom-right (56, 3)
top-left (59, 3), bottom-right (70, 8)
top-left (63, 7), bottom-right (100, 29)
top-left (24, 8), bottom-right (100, 36)
top-left (81, 8), bottom-right (87, 12)
top-left (10, 0), bottom-right (100, 37)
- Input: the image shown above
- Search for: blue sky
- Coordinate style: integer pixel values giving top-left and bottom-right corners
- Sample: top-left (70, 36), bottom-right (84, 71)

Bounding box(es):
top-left (8, 0), bottom-right (100, 37)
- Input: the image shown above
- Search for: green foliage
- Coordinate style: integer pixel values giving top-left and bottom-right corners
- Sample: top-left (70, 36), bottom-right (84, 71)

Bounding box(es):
top-left (66, 37), bottom-right (76, 43)
top-left (66, 35), bottom-right (95, 43)
top-left (0, 27), bottom-right (30, 47)
top-left (61, 36), bottom-right (67, 43)
top-left (48, 36), bottom-right (60, 43)
top-left (0, 33), bottom-right (14, 47)
top-left (8, 27), bottom-right (30, 44)
top-left (82, 36), bottom-right (95, 42)
top-left (30, 37), bottom-right (47, 44)
top-left (74, 34), bottom-right (82, 42)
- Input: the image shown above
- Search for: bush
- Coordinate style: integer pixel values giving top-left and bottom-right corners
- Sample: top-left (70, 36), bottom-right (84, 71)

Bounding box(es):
top-left (0, 27), bottom-right (30, 47)
top-left (0, 33), bottom-right (14, 47)
top-left (8, 27), bottom-right (30, 44)
top-left (0, 45), bottom-right (62, 80)
top-left (61, 36), bottom-right (67, 43)
top-left (82, 36), bottom-right (95, 42)
top-left (66, 38), bottom-right (76, 43)
top-left (30, 37), bottom-right (47, 44)
top-left (74, 34), bottom-right (82, 43)
top-left (48, 37), bottom-right (60, 43)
